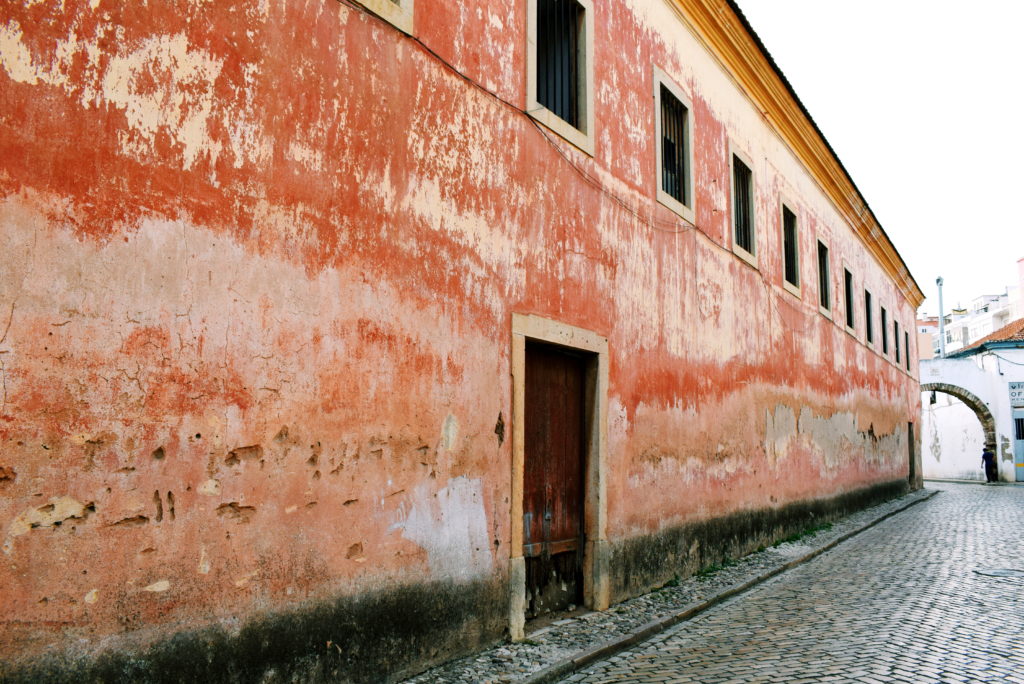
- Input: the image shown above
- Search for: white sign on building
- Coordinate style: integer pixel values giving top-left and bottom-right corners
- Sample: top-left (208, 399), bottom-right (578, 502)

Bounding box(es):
top-left (1010, 382), bottom-right (1024, 408)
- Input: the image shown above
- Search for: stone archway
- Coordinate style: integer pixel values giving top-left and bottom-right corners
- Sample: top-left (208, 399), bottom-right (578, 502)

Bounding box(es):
top-left (920, 382), bottom-right (997, 452)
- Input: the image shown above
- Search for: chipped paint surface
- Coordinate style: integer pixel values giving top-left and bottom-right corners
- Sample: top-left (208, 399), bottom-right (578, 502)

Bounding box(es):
top-left (0, 0), bottom-right (920, 668)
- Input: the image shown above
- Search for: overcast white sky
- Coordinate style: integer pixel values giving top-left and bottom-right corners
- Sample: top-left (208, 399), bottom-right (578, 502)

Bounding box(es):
top-left (734, 0), bottom-right (1024, 316)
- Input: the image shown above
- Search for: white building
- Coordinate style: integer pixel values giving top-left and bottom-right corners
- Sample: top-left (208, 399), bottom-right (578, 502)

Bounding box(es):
top-left (920, 318), bottom-right (1024, 482)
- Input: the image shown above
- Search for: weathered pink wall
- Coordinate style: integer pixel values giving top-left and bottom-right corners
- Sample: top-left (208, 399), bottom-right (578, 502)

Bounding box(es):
top-left (0, 0), bottom-right (921, 676)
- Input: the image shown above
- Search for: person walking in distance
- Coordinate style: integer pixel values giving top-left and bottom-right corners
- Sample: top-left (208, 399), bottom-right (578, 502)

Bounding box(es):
top-left (982, 446), bottom-right (997, 483)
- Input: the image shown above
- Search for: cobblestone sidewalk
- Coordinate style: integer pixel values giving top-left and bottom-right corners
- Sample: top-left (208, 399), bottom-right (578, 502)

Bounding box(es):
top-left (562, 481), bottom-right (1024, 683)
top-left (405, 487), bottom-right (936, 684)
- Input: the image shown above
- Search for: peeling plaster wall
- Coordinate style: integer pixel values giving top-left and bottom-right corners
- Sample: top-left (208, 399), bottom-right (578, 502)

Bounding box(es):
top-left (0, 0), bottom-right (920, 676)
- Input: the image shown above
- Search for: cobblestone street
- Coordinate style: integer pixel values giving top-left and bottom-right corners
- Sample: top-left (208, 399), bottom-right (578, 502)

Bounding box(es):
top-left (562, 482), bottom-right (1024, 683)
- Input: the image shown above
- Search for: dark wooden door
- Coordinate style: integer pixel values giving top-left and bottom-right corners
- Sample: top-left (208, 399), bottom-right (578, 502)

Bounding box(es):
top-left (523, 342), bottom-right (586, 619)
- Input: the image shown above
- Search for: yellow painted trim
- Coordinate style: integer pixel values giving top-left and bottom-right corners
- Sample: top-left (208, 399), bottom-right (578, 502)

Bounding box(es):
top-left (670, 0), bottom-right (924, 308)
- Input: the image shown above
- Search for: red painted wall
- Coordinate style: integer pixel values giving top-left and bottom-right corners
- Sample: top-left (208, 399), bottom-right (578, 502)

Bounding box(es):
top-left (0, 0), bottom-right (920, 672)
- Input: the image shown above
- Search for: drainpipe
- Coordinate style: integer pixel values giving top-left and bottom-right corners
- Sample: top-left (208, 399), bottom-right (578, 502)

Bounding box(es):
top-left (936, 277), bottom-right (947, 358)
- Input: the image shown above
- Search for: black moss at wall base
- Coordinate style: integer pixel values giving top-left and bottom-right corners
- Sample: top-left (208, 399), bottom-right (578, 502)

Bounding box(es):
top-left (609, 479), bottom-right (909, 603)
top-left (1, 575), bottom-right (508, 684)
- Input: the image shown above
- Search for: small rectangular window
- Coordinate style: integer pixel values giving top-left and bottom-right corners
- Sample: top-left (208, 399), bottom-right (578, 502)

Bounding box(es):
top-left (817, 241), bottom-right (830, 311)
top-left (732, 155), bottom-right (754, 256)
top-left (844, 269), bottom-right (855, 329)
top-left (782, 206), bottom-right (799, 288)
top-left (881, 307), bottom-right (889, 354)
top-left (865, 290), bottom-right (874, 343)
top-left (654, 69), bottom-right (694, 222)
top-left (528, 0), bottom-right (593, 153)
top-left (894, 320), bottom-right (901, 363)
top-left (537, 0), bottom-right (584, 128)
top-left (660, 86), bottom-right (689, 205)
top-left (905, 331), bottom-right (910, 370)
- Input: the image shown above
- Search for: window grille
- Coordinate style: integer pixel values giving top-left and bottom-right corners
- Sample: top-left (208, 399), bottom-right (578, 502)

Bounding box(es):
top-left (865, 291), bottom-right (874, 343)
top-left (733, 157), bottom-right (754, 254)
top-left (817, 241), bottom-right (830, 311)
top-left (660, 85), bottom-right (689, 206)
top-left (537, 0), bottom-right (583, 129)
top-left (881, 308), bottom-right (889, 354)
top-left (783, 207), bottom-right (798, 287)
top-left (1016, 418), bottom-right (1024, 440)
top-left (844, 269), bottom-right (854, 328)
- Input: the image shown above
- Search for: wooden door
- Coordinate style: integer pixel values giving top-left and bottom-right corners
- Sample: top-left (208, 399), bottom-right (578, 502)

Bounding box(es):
top-left (523, 342), bottom-right (586, 619)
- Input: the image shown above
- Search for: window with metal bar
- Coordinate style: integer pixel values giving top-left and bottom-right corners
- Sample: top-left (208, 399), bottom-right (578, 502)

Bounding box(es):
top-left (660, 85), bottom-right (689, 206)
top-left (733, 156), bottom-right (754, 255)
top-left (783, 206), bottom-right (798, 288)
top-left (894, 320), bottom-right (901, 364)
top-left (881, 307), bottom-right (889, 354)
top-left (844, 269), bottom-right (855, 328)
top-left (537, 0), bottom-right (584, 130)
top-left (905, 331), bottom-right (910, 370)
top-left (865, 290), bottom-right (874, 343)
top-left (1016, 418), bottom-right (1024, 440)
top-left (817, 241), bottom-right (830, 311)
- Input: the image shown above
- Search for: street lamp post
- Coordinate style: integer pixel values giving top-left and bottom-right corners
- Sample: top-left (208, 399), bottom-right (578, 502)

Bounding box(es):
top-left (936, 277), bottom-right (946, 358)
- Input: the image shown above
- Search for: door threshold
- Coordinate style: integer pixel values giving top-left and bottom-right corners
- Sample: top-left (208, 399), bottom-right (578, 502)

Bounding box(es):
top-left (525, 604), bottom-right (592, 636)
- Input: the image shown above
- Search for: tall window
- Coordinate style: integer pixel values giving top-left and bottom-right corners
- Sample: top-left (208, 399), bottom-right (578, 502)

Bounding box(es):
top-left (655, 70), bottom-right (693, 221)
top-left (844, 269), bottom-right (855, 329)
top-left (865, 290), bottom-right (874, 343)
top-left (782, 205), bottom-right (799, 288)
top-left (894, 321), bottom-right (901, 363)
top-left (881, 307), bottom-right (889, 354)
top-left (528, 0), bottom-right (593, 152)
top-left (904, 331), bottom-right (910, 370)
top-left (537, 0), bottom-right (583, 127)
top-left (733, 155), bottom-right (754, 255)
top-left (660, 86), bottom-right (689, 205)
top-left (817, 241), bottom-right (830, 311)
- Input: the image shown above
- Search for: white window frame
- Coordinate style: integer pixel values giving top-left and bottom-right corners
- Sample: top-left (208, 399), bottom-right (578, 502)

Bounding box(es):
top-left (653, 66), bottom-right (695, 223)
top-left (526, 0), bottom-right (595, 155)
top-left (729, 145), bottom-right (757, 267)
top-left (357, 0), bottom-right (413, 34)
top-left (779, 196), bottom-right (800, 298)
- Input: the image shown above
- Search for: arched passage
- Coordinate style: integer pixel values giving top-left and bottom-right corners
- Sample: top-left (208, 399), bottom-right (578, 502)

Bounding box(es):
top-left (920, 382), bottom-right (997, 452)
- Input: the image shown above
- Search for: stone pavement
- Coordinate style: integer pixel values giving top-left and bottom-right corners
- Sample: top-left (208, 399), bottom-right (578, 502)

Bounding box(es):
top-left (562, 482), bottom-right (1024, 683)
top-left (406, 487), bottom-right (940, 683)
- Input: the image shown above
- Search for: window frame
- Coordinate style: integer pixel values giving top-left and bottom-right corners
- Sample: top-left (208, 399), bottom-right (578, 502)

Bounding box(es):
top-left (526, 0), bottom-right (595, 155)
top-left (894, 319), bottom-right (901, 365)
top-left (653, 66), bottom-right (695, 223)
top-left (816, 238), bottom-right (831, 319)
top-left (864, 289), bottom-right (874, 347)
top-left (780, 197), bottom-right (800, 297)
top-left (729, 146), bottom-right (757, 267)
top-left (843, 266), bottom-right (856, 333)
top-left (357, 0), bottom-right (413, 34)
top-left (881, 306), bottom-right (890, 356)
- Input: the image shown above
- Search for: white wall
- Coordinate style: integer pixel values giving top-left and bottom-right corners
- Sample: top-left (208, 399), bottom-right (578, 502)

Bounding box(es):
top-left (921, 392), bottom-right (984, 480)
top-left (920, 349), bottom-right (1024, 482)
